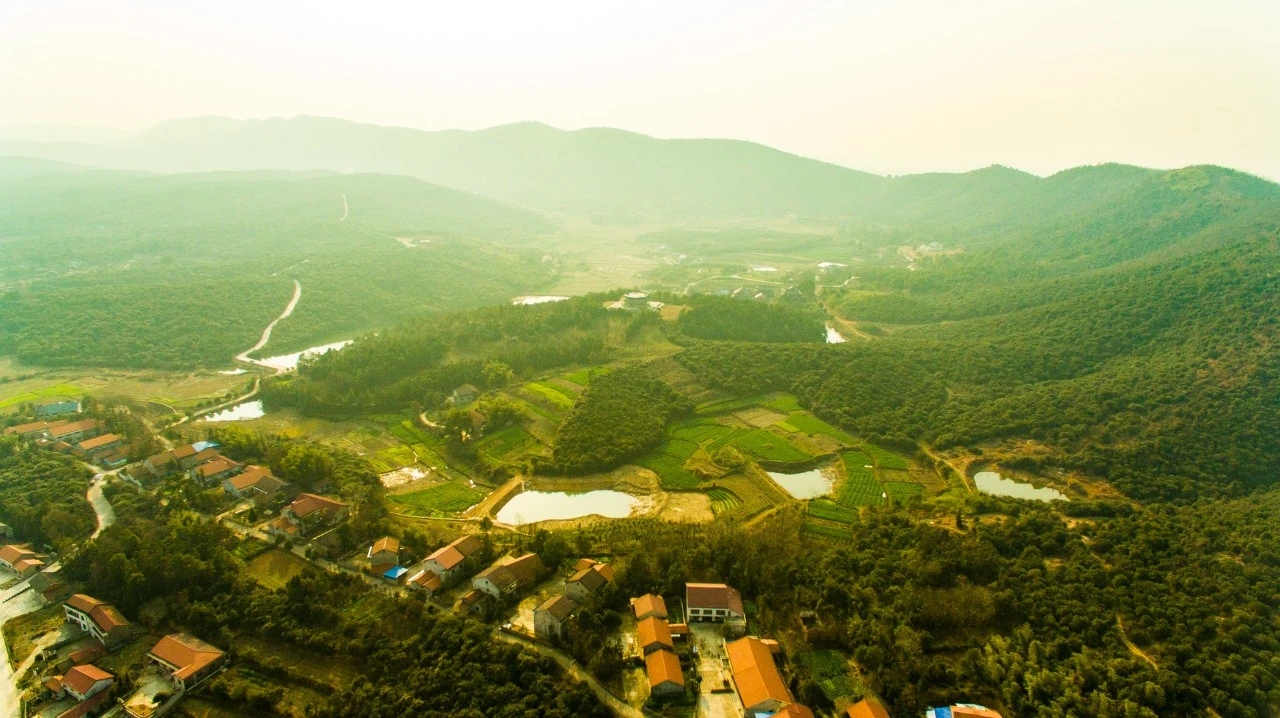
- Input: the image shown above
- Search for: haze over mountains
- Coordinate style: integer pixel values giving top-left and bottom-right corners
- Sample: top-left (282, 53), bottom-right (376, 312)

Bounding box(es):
top-left (4, 115), bottom-right (1267, 225)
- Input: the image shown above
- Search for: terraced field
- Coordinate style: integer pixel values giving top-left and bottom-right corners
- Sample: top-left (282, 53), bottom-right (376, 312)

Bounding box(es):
top-left (476, 425), bottom-right (539, 462)
top-left (864, 444), bottom-right (910, 470)
top-left (390, 479), bottom-right (485, 515)
top-left (807, 498), bottom-right (859, 524)
top-left (246, 549), bottom-right (312, 590)
top-left (707, 487), bottom-right (743, 515)
top-left (521, 382), bottom-right (577, 411)
top-left (836, 452), bottom-right (884, 506)
top-left (695, 394), bottom-right (770, 416)
top-left (802, 519), bottom-right (851, 540)
top-left (712, 471), bottom-right (789, 520)
top-left (637, 446), bottom-right (702, 489)
top-left (783, 411), bottom-right (859, 445)
top-left (731, 429), bottom-right (811, 462)
top-left (799, 650), bottom-right (860, 703)
top-left (885, 481), bottom-right (924, 503)
top-left (369, 444), bottom-right (417, 473)
top-left (670, 420), bottom-right (736, 444)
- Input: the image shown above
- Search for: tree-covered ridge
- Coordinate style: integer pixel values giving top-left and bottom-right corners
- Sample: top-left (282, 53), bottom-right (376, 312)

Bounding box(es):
top-left (676, 293), bottom-right (825, 343)
top-left (264, 296), bottom-right (660, 416)
top-left (0, 435), bottom-right (95, 549)
top-left (0, 169), bottom-right (556, 369)
top-left (545, 367), bottom-right (692, 474)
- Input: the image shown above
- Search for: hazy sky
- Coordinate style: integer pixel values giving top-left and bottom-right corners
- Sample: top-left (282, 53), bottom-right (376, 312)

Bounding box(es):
top-left (2, 0), bottom-right (1278, 178)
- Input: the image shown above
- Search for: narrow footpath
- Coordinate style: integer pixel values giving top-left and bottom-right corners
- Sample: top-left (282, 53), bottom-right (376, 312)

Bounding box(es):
top-left (494, 630), bottom-right (642, 718)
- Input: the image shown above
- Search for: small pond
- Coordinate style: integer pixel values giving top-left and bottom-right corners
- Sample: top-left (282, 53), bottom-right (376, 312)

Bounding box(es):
top-left (496, 490), bottom-right (638, 525)
top-left (202, 400), bottom-right (265, 422)
top-left (825, 325), bottom-right (846, 344)
top-left (258, 340), bottom-right (352, 371)
top-left (974, 471), bottom-right (1068, 502)
top-left (767, 468), bottom-right (835, 499)
top-left (512, 295), bottom-right (569, 305)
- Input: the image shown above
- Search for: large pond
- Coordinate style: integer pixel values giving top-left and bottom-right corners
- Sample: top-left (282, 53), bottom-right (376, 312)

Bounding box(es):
top-left (974, 471), bottom-right (1068, 502)
top-left (496, 490), bottom-right (638, 525)
top-left (257, 340), bottom-right (353, 372)
top-left (767, 468), bottom-right (835, 499)
top-left (512, 295), bottom-right (569, 305)
top-left (826, 325), bottom-right (846, 344)
top-left (202, 400), bottom-right (265, 422)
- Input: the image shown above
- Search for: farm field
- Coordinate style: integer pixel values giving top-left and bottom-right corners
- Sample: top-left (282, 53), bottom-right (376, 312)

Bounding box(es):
top-left (707, 487), bottom-right (743, 515)
top-left (389, 478), bottom-right (485, 515)
top-left (885, 481), bottom-right (924, 503)
top-left (808, 498), bottom-right (859, 524)
top-left (234, 634), bottom-right (362, 691)
top-left (732, 429), bottom-right (812, 462)
top-left (782, 411), bottom-right (859, 445)
top-left (711, 468), bottom-right (792, 520)
top-left (523, 381), bottom-right (578, 408)
top-left (476, 424), bottom-right (540, 462)
top-left (0, 382), bottom-right (82, 409)
top-left (802, 518), bottom-right (851, 540)
top-left (561, 366), bottom-right (606, 386)
top-left (837, 452), bottom-right (883, 506)
top-left (636, 447), bottom-right (702, 490)
top-left (245, 549), bottom-right (312, 590)
top-left (864, 444), bottom-right (910, 470)
top-left (799, 649), bottom-right (861, 703)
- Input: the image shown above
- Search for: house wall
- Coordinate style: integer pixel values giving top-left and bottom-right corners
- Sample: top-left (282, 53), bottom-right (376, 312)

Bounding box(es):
top-left (565, 582), bottom-right (593, 603)
top-left (472, 577), bottom-right (504, 598)
top-left (533, 611), bottom-right (565, 640)
top-left (651, 680), bottom-right (683, 698)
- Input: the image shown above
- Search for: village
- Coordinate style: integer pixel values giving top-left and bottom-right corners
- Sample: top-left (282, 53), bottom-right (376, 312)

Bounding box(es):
top-left (0, 394), bottom-right (1013, 718)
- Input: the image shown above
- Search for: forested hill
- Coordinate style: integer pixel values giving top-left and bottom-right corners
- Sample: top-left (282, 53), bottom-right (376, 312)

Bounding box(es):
top-left (0, 166), bottom-right (557, 368)
top-left (1, 116), bottom-right (1250, 223)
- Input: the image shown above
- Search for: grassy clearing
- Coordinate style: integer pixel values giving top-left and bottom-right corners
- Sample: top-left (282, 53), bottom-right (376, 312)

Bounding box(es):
top-left (0, 383), bottom-right (82, 409)
top-left (731, 429), bottom-right (811, 462)
top-left (808, 498), bottom-right (859, 524)
top-left (707, 487), bottom-right (743, 514)
top-left (864, 444), bottom-right (910, 470)
top-left (562, 367), bottom-right (606, 386)
top-left (245, 549), bottom-right (312, 590)
top-left (763, 394), bottom-right (803, 413)
top-left (799, 649), bottom-right (860, 702)
top-left (885, 481), bottom-right (924, 503)
top-left (235, 634), bottom-right (361, 690)
top-left (785, 411), bottom-right (859, 444)
top-left (390, 479), bottom-right (484, 515)
top-left (232, 537), bottom-right (272, 561)
top-left (2, 604), bottom-right (63, 667)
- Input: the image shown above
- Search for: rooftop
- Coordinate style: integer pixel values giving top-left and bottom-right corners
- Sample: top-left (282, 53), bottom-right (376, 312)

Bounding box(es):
top-left (645, 649), bottom-right (684, 689)
top-left (536, 594), bottom-right (578, 620)
top-left (62, 664), bottom-right (113, 696)
top-left (632, 594), bottom-right (668, 619)
top-left (686, 582), bottom-right (744, 615)
top-left (148, 633), bottom-right (224, 681)
top-left (726, 636), bottom-right (793, 711)
top-left (637, 616), bottom-right (674, 650)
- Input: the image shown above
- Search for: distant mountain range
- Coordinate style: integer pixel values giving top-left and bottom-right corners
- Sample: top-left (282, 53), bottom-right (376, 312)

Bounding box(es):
top-left (7, 115), bottom-right (1268, 223)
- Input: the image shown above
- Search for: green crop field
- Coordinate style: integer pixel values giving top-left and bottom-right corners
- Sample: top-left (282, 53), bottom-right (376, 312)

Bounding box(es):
top-left (799, 650), bottom-right (858, 702)
top-left (522, 382), bottom-right (577, 411)
top-left (562, 367), bottom-right (606, 386)
top-left (837, 453), bottom-right (883, 506)
top-left (476, 425), bottom-right (538, 460)
top-left (802, 519), bottom-right (851, 540)
top-left (784, 411), bottom-right (859, 444)
top-left (808, 498), bottom-right (859, 524)
top-left (705, 426), bottom-right (753, 452)
top-left (637, 450), bottom-right (701, 489)
top-left (0, 383), bottom-right (82, 409)
top-left (695, 394), bottom-right (769, 416)
top-left (390, 479), bottom-right (485, 515)
top-left (763, 394), bottom-right (803, 413)
top-left (246, 549), bottom-right (312, 590)
top-left (670, 420), bottom-right (736, 444)
top-left (387, 418), bottom-right (436, 447)
top-left (864, 444), bottom-right (910, 470)
top-left (369, 444), bottom-right (417, 473)
top-left (707, 487), bottom-right (743, 514)
top-left (885, 481), bottom-right (924, 503)
top-left (732, 429), bottom-right (811, 462)
top-left (715, 473), bottom-right (784, 520)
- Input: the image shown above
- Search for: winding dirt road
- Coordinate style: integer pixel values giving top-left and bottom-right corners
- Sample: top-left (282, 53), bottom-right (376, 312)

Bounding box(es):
top-left (86, 473), bottom-right (116, 539)
top-left (236, 279), bottom-right (302, 371)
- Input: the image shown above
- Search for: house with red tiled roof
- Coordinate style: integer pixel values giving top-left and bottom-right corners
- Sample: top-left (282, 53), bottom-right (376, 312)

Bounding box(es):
top-left (171, 444), bottom-right (201, 469)
top-left (221, 465), bottom-right (292, 506)
top-left (146, 633), bottom-right (225, 691)
top-left (686, 582), bottom-right (745, 624)
top-left (63, 594), bottom-right (135, 648)
top-left (4, 421), bottom-right (52, 439)
top-left (406, 569), bottom-right (443, 594)
top-left (423, 535), bottom-right (485, 582)
top-left (645, 649), bottom-right (685, 699)
top-left (0, 543), bottom-right (38, 573)
top-left (534, 594), bottom-right (577, 640)
top-left (48, 419), bottom-right (100, 444)
top-left (726, 636), bottom-right (811, 716)
top-left (142, 450), bottom-right (178, 479)
top-left (76, 434), bottom-right (123, 461)
top-left (192, 455), bottom-right (242, 486)
top-left (46, 663), bottom-right (114, 702)
top-left (268, 493), bottom-right (348, 537)
top-left (565, 559), bottom-right (613, 602)
top-left (368, 536), bottom-right (400, 572)
top-left (631, 594), bottom-right (668, 621)
top-left (848, 697), bottom-right (892, 718)
top-left (472, 553), bottom-right (544, 598)
top-left (637, 616), bottom-right (675, 654)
